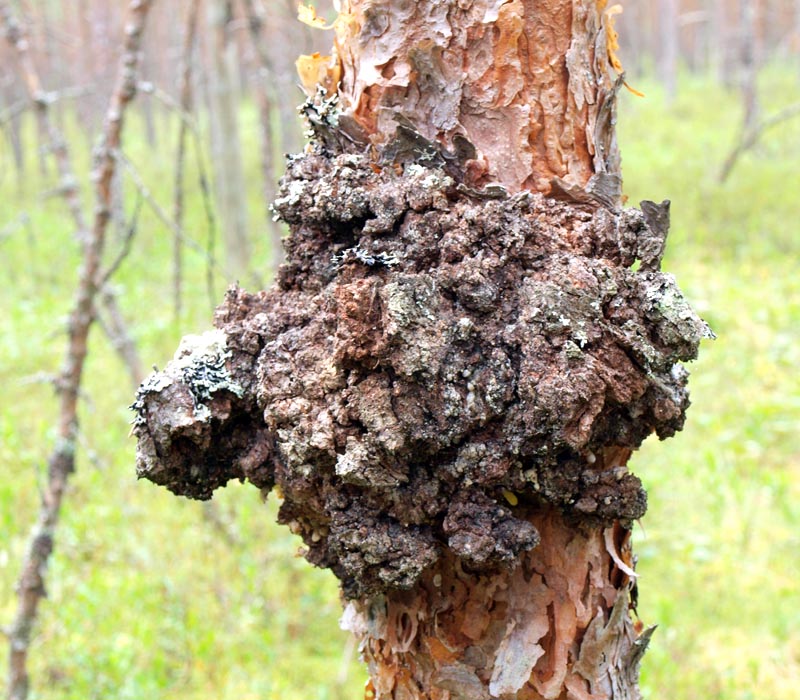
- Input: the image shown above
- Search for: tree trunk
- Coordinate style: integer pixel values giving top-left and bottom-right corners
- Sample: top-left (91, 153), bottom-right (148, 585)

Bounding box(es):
top-left (205, 0), bottom-right (250, 279)
top-left (657, 0), bottom-right (679, 101)
top-left (132, 1), bottom-right (711, 698)
top-left (334, 0), bottom-right (621, 196)
top-left (713, 0), bottom-right (735, 88)
top-left (240, 0), bottom-right (286, 273)
top-left (738, 0), bottom-right (760, 133)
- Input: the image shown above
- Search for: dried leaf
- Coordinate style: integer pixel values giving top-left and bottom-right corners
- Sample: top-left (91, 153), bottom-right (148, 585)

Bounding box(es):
top-left (297, 3), bottom-right (334, 29)
top-left (295, 52), bottom-right (341, 96)
top-left (600, 3), bottom-right (645, 97)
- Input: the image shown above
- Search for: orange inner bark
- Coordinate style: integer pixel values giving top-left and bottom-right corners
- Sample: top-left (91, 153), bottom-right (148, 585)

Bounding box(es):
top-left (331, 0), bottom-right (620, 194)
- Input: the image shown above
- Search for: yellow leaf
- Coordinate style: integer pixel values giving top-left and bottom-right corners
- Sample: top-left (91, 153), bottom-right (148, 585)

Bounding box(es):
top-left (295, 52), bottom-right (341, 96)
top-left (601, 3), bottom-right (645, 98)
top-left (296, 52), bottom-right (329, 93)
top-left (297, 3), bottom-right (334, 29)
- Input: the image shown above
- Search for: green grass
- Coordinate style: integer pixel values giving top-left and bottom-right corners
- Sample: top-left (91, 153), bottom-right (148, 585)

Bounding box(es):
top-left (619, 70), bottom-right (800, 699)
top-left (1, 68), bottom-right (799, 699)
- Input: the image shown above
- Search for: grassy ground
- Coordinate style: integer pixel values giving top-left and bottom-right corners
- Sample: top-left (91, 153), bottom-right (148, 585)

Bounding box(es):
top-left (1, 70), bottom-right (798, 699)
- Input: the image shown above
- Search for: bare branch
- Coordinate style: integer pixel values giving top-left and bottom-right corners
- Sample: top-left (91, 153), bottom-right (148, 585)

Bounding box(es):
top-left (719, 101), bottom-right (800, 182)
top-left (0, 1), bottom-right (140, 376)
top-left (96, 288), bottom-right (145, 387)
top-left (114, 149), bottom-right (224, 281)
top-left (1, 1), bottom-right (86, 237)
top-left (0, 213), bottom-right (31, 244)
top-left (133, 77), bottom-right (220, 308)
top-left (0, 84), bottom-right (95, 125)
top-left (0, 98), bottom-right (27, 126)
top-left (4, 3), bottom-right (155, 698)
top-left (97, 189), bottom-right (142, 291)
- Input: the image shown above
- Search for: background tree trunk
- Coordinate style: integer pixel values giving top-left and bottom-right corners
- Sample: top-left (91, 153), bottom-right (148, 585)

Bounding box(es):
top-left (657, 0), bottom-right (679, 101)
top-left (205, 0), bottom-right (250, 280)
top-left (738, 0), bottom-right (761, 132)
top-left (240, 0), bottom-right (285, 273)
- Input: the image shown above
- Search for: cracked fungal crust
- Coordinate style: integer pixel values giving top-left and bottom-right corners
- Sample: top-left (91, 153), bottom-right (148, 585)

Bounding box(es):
top-left (133, 150), bottom-right (711, 599)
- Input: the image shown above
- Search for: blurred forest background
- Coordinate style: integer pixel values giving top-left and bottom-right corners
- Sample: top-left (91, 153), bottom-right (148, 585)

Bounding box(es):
top-left (1, 0), bottom-right (798, 698)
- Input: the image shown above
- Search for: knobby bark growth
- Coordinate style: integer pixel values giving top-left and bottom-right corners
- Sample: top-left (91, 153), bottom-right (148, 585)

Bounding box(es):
top-left (133, 1), bottom-right (711, 698)
top-left (3, 2), bottom-right (155, 698)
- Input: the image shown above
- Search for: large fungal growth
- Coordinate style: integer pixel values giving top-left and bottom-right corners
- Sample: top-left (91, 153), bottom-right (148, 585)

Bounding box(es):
top-left (132, 91), bottom-right (712, 600)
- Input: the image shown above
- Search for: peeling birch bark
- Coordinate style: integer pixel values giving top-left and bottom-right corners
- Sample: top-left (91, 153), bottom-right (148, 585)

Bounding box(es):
top-left (333, 0), bottom-right (621, 194)
top-left (342, 513), bottom-right (651, 700)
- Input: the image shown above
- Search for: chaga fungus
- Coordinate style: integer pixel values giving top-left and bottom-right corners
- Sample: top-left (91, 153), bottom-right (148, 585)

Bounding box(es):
top-left (132, 96), bottom-right (712, 600)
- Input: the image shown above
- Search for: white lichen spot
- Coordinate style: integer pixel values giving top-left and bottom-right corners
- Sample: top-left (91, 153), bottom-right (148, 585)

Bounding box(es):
top-left (456, 317), bottom-right (474, 340)
top-left (172, 329), bottom-right (243, 421)
top-left (273, 179), bottom-right (306, 209)
top-left (422, 173), bottom-right (441, 189)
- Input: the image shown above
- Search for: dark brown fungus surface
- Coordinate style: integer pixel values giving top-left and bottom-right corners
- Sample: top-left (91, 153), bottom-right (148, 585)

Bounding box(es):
top-left (132, 133), bottom-right (712, 599)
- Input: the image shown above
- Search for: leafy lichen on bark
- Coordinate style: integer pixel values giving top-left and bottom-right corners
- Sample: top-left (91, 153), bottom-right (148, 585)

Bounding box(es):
top-left (133, 328), bottom-right (273, 500)
top-left (132, 141), bottom-right (711, 599)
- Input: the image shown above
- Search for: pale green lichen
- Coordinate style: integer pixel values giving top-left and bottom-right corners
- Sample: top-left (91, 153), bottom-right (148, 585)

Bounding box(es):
top-left (169, 329), bottom-right (243, 421)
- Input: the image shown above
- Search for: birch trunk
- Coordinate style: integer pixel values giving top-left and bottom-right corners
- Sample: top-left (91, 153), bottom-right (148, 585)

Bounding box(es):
top-left (133, 2), bottom-right (711, 698)
top-left (205, 0), bottom-right (250, 279)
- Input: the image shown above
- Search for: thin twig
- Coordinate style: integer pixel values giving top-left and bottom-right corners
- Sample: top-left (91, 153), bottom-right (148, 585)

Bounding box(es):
top-left (129, 81), bottom-right (220, 306)
top-left (138, 83), bottom-right (221, 301)
top-left (719, 101), bottom-right (800, 182)
top-left (0, 84), bottom-right (95, 125)
top-left (0, 98), bottom-right (27, 125)
top-left (114, 149), bottom-right (225, 277)
top-left (97, 188), bottom-right (142, 291)
top-left (0, 213), bottom-right (31, 243)
top-left (3, 3), bottom-right (155, 699)
top-left (138, 82), bottom-right (201, 136)
top-left (96, 288), bottom-right (145, 387)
